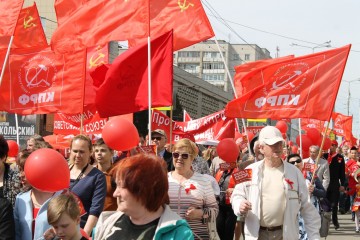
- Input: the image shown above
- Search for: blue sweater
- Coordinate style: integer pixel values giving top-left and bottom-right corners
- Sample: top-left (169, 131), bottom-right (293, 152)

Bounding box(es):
top-left (70, 167), bottom-right (106, 228)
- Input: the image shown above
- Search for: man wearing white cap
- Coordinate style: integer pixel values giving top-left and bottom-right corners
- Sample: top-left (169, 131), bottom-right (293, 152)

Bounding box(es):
top-left (231, 126), bottom-right (320, 240)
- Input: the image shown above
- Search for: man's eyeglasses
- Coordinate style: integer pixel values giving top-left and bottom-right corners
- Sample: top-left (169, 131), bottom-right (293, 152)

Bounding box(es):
top-left (172, 152), bottom-right (192, 159)
top-left (289, 159), bottom-right (302, 164)
top-left (151, 136), bottom-right (163, 141)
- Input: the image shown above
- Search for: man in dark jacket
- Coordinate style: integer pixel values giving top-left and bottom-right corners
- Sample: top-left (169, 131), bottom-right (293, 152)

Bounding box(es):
top-left (323, 140), bottom-right (345, 230)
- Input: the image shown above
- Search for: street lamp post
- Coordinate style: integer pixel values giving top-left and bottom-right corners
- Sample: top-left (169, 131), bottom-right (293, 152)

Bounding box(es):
top-left (290, 41), bottom-right (331, 53)
top-left (344, 78), bottom-right (360, 115)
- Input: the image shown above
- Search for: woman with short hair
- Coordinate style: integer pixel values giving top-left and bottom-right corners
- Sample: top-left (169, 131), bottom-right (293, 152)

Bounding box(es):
top-left (95, 153), bottom-right (193, 240)
top-left (168, 138), bottom-right (218, 239)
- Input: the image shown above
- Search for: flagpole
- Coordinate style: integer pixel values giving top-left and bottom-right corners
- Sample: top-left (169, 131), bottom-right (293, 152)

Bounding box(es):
top-left (80, 50), bottom-right (87, 135)
top-left (0, 36), bottom-right (14, 85)
top-left (15, 113), bottom-right (19, 144)
top-left (298, 118), bottom-right (303, 158)
top-left (147, 0), bottom-right (152, 145)
top-left (147, 35), bottom-right (152, 145)
top-left (213, 38), bottom-right (251, 154)
top-left (311, 121), bottom-right (331, 185)
top-left (170, 106), bottom-right (173, 149)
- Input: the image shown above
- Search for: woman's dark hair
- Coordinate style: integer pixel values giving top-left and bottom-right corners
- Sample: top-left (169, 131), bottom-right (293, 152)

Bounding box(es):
top-left (287, 153), bottom-right (301, 162)
top-left (0, 135), bottom-right (9, 159)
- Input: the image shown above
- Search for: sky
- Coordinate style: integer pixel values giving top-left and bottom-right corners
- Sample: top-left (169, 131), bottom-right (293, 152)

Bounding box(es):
top-left (203, 0), bottom-right (360, 138)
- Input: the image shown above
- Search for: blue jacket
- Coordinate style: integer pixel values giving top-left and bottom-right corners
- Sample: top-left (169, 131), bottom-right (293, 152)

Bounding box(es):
top-left (14, 190), bottom-right (62, 240)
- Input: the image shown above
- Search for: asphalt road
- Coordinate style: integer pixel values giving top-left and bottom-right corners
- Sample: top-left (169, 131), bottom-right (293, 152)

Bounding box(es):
top-left (326, 213), bottom-right (360, 240)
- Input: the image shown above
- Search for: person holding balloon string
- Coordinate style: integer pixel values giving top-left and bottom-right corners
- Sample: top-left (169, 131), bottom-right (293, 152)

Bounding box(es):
top-left (14, 147), bottom-right (67, 240)
top-left (0, 135), bottom-right (22, 207)
top-left (68, 134), bottom-right (106, 237)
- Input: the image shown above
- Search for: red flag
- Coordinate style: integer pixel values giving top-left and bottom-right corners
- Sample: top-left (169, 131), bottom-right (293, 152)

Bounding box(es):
top-left (183, 109), bottom-right (192, 122)
top-left (54, 0), bottom-right (89, 26)
top-left (332, 112), bottom-right (353, 141)
top-left (0, 47), bottom-right (86, 115)
top-left (225, 45), bottom-right (351, 121)
top-left (12, 3), bottom-right (48, 49)
top-left (234, 55), bottom-right (294, 96)
top-left (301, 118), bottom-right (325, 132)
top-left (92, 30), bottom-right (173, 117)
top-left (129, 0), bottom-right (214, 50)
top-left (0, 1), bottom-right (24, 46)
top-left (51, 0), bottom-right (148, 52)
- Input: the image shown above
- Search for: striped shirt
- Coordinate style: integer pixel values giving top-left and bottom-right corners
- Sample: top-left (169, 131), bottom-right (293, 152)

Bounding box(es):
top-left (168, 172), bottom-right (219, 239)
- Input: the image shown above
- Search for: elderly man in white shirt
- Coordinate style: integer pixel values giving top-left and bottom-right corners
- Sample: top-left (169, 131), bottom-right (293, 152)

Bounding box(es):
top-left (303, 145), bottom-right (330, 190)
top-left (231, 126), bottom-right (320, 240)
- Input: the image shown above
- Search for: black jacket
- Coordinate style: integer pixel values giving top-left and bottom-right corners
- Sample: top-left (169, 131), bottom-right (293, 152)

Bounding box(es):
top-left (0, 198), bottom-right (15, 240)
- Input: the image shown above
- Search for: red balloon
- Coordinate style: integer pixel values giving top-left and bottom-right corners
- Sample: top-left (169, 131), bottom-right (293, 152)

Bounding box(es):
top-left (217, 138), bottom-right (239, 163)
top-left (102, 117), bottom-right (139, 151)
top-left (296, 134), bottom-right (312, 151)
top-left (291, 145), bottom-right (299, 154)
top-left (288, 140), bottom-right (294, 147)
top-left (302, 150), bottom-right (310, 158)
top-left (323, 137), bottom-right (332, 151)
top-left (276, 120), bottom-right (288, 134)
top-left (6, 140), bottom-right (19, 157)
top-left (306, 128), bottom-right (321, 145)
top-left (25, 149), bottom-right (69, 192)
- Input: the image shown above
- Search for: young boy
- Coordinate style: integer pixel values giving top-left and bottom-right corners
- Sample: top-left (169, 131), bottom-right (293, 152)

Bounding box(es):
top-left (46, 194), bottom-right (88, 240)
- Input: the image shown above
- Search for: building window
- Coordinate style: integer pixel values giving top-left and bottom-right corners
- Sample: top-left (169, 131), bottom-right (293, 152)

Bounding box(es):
top-left (178, 51), bottom-right (200, 57)
top-left (203, 52), bottom-right (225, 58)
top-left (202, 62), bottom-right (224, 69)
top-left (202, 74), bottom-right (224, 81)
top-left (245, 54), bottom-right (250, 61)
top-left (233, 54), bottom-right (240, 60)
top-left (178, 63), bottom-right (199, 70)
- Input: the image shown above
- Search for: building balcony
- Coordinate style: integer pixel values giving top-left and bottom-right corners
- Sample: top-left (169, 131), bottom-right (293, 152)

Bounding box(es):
top-left (202, 69), bottom-right (225, 74)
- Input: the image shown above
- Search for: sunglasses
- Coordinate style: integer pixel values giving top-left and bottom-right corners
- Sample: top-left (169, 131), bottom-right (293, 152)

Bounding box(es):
top-left (172, 152), bottom-right (192, 159)
top-left (151, 136), bottom-right (163, 141)
top-left (289, 159), bottom-right (302, 164)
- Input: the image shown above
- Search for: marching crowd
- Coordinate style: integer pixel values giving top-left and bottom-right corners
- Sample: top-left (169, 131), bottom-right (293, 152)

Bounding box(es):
top-left (0, 125), bottom-right (358, 240)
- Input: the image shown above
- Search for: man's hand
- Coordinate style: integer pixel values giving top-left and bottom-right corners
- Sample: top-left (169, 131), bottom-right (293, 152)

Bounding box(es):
top-left (239, 200), bottom-right (252, 215)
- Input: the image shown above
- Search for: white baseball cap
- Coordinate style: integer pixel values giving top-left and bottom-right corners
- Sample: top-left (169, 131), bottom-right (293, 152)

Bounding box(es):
top-left (259, 126), bottom-right (284, 145)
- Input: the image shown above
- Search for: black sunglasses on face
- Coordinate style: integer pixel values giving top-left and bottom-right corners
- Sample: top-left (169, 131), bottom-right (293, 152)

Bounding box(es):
top-left (151, 136), bottom-right (162, 141)
top-left (172, 152), bottom-right (191, 159)
top-left (289, 159), bottom-right (302, 164)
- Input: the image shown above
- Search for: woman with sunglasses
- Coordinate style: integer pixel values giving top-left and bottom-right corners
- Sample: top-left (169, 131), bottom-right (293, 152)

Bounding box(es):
top-left (168, 138), bottom-right (218, 239)
top-left (287, 153), bottom-right (326, 240)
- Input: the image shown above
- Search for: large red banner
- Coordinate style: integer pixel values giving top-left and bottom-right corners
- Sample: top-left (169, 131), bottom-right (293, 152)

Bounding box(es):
top-left (152, 110), bottom-right (235, 143)
top-left (226, 45), bottom-right (351, 121)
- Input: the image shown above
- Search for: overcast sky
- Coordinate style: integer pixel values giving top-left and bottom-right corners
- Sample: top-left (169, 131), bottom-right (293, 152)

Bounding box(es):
top-left (204, 0), bottom-right (360, 137)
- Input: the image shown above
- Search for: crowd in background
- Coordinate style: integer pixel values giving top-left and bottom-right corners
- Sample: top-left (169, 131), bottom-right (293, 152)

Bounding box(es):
top-left (0, 127), bottom-right (359, 240)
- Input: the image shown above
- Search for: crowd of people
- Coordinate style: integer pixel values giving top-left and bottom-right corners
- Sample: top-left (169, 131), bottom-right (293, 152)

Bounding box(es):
top-left (0, 125), bottom-right (359, 239)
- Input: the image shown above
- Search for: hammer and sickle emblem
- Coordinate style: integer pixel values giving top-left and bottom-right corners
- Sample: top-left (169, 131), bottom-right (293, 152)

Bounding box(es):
top-left (89, 52), bottom-right (105, 69)
top-left (178, 0), bottom-right (194, 12)
top-left (24, 16), bottom-right (36, 29)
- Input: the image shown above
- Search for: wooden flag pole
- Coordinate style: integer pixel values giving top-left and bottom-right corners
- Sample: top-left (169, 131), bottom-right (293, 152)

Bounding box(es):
top-left (310, 121), bottom-right (331, 185)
